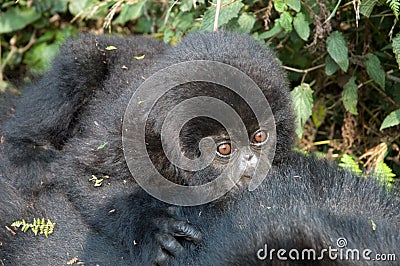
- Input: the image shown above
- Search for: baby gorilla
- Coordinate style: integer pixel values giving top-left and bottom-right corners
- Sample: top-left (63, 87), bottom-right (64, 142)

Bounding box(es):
top-left (1, 31), bottom-right (294, 265)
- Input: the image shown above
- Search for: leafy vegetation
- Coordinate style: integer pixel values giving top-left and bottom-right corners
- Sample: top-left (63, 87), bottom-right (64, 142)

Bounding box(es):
top-left (0, 0), bottom-right (399, 183)
top-left (11, 218), bottom-right (56, 237)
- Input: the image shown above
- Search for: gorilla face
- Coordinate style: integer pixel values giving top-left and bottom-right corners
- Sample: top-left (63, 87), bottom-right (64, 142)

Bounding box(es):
top-left (141, 79), bottom-right (277, 194)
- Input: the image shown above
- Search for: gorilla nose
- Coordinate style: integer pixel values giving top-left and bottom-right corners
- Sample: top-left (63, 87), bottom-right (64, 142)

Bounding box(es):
top-left (244, 152), bottom-right (254, 160)
top-left (240, 148), bottom-right (258, 178)
top-left (243, 150), bottom-right (254, 161)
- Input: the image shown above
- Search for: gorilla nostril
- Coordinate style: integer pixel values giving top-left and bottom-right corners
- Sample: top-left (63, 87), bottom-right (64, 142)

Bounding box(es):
top-left (244, 153), bottom-right (254, 160)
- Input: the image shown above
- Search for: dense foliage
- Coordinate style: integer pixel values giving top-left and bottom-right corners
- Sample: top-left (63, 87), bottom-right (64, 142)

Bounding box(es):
top-left (1, 0), bottom-right (399, 183)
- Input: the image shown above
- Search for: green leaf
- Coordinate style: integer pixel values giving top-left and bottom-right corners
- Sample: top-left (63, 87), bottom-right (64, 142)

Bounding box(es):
top-left (173, 13), bottom-right (194, 31)
top-left (238, 13), bottom-right (256, 33)
top-left (34, 0), bottom-right (68, 14)
top-left (312, 103), bottom-right (327, 128)
top-left (360, 0), bottom-right (379, 17)
top-left (135, 17), bottom-right (152, 33)
top-left (163, 28), bottom-right (175, 43)
top-left (274, 0), bottom-right (287, 12)
top-left (365, 53), bottom-right (385, 89)
top-left (285, 0), bottom-right (301, 12)
top-left (68, 0), bottom-right (92, 16)
top-left (0, 7), bottom-right (41, 34)
top-left (23, 43), bottom-right (59, 74)
top-left (113, 1), bottom-right (146, 25)
top-left (325, 55), bottom-right (339, 76)
top-left (327, 31), bottom-right (349, 72)
top-left (200, 0), bottom-right (244, 31)
top-left (291, 83), bottom-right (314, 138)
top-left (293, 13), bottom-right (310, 41)
top-left (380, 108), bottom-right (400, 130)
top-left (106, 46), bottom-right (117, 51)
top-left (392, 33), bottom-right (400, 69)
top-left (312, 103), bottom-right (327, 129)
top-left (342, 76), bottom-right (359, 115)
top-left (180, 0), bottom-right (194, 12)
top-left (277, 11), bottom-right (293, 32)
top-left (339, 154), bottom-right (362, 175)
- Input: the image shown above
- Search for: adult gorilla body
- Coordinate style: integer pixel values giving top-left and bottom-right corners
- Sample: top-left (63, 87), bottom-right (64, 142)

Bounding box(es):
top-left (170, 152), bottom-right (400, 265)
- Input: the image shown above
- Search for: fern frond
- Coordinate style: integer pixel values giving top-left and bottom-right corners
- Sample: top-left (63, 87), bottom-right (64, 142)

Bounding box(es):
top-left (11, 218), bottom-right (56, 237)
top-left (387, 0), bottom-right (400, 19)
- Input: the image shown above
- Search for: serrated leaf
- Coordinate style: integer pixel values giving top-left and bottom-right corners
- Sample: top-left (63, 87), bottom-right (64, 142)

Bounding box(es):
top-left (393, 33), bottom-right (400, 69)
top-left (325, 55), bottom-right (339, 76)
top-left (278, 11), bottom-right (293, 32)
top-left (327, 31), bottom-right (349, 72)
top-left (360, 0), bottom-right (379, 17)
top-left (238, 13), bottom-right (256, 33)
top-left (285, 0), bottom-right (301, 12)
top-left (290, 83), bottom-right (314, 138)
top-left (200, 0), bottom-right (244, 31)
top-left (0, 7), bottom-right (41, 34)
top-left (113, 1), bottom-right (146, 25)
top-left (106, 46), bottom-right (117, 51)
top-left (380, 108), bottom-right (400, 130)
top-left (274, 0), bottom-right (287, 12)
top-left (342, 76), bottom-right (358, 115)
top-left (293, 13), bottom-right (310, 41)
top-left (365, 53), bottom-right (385, 89)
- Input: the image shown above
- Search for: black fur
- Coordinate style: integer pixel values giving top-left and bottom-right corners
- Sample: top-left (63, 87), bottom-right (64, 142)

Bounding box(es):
top-left (169, 153), bottom-right (400, 265)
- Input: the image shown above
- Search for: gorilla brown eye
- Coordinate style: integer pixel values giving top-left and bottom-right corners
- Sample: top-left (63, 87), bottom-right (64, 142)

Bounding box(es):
top-left (253, 130), bottom-right (268, 145)
top-left (217, 143), bottom-right (231, 157)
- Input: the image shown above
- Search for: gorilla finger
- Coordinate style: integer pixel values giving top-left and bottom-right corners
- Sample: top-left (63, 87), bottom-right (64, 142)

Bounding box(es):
top-left (170, 220), bottom-right (202, 243)
top-left (155, 248), bottom-right (169, 266)
top-left (156, 233), bottom-right (184, 257)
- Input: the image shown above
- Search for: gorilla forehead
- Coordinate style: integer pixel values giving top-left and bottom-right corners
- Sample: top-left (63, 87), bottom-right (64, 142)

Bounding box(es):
top-left (147, 81), bottom-right (259, 136)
